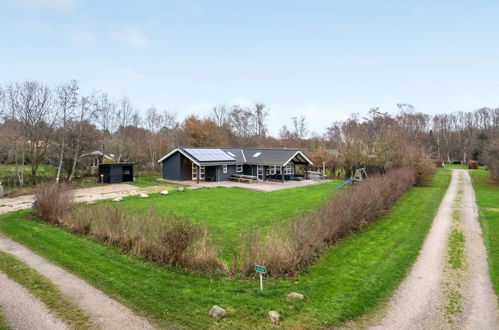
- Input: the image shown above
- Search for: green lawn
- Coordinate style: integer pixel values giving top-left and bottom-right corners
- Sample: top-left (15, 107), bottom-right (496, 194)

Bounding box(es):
top-left (0, 164), bottom-right (57, 197)
top-left (0, 170), bottom-right (451, 328)
top-left (443, 164), bottom-right (469, 170)
top-left (469, 168), bottom-right (499, 293)
top-left (88, 181), bottom-right (341, 259)
top-left (129, 175), bottom-right (170, 187)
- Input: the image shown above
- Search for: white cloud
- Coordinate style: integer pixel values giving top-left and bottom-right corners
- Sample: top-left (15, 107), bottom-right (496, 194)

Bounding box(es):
top-left (111, 29), bottom-right (149, 49)
top-left (71, 31), bottom-right (94, 44)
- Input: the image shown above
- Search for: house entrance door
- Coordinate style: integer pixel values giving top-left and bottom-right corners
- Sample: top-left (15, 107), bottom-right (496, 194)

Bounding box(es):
top-left (257, 165), bottom-right (264, 181)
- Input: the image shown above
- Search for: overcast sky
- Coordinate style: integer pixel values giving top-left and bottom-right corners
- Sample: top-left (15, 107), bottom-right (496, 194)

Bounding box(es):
top-left (1, 0), bottom-right (498, 135)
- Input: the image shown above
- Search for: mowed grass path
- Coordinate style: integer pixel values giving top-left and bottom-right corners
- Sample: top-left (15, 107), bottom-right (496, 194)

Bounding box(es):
top-left (0, 171), bottom-right (451, 328)
top-left (92, 181), bottom-right (341, 259)
top-left (469, 168), bottom-right (499, 293)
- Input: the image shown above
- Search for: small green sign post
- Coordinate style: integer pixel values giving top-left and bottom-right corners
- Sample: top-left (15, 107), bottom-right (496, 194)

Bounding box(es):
top-left (255, 265), bottom-right (267, 291)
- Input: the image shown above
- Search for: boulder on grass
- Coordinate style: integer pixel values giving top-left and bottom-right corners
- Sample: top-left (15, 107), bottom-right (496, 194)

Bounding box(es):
top-left (112, 196), bottom-right (123, 202)
top-left (287, 292), bottom-right (304, 300)
top-left (139, 193), bottom-right (149, 198)
top-left (160, 190), bottom-right (169, 195)
top-left (268, 311), bottom-right (281, 325)
top-left (208, 305), bottom-right (226, 319)
top-left (176, 187), bottom-right (185, 192)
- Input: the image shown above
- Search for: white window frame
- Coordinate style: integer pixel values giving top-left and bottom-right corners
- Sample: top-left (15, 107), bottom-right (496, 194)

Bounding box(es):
top-left (236, 164), bottom-right (243, 173)
top-left (223, 165), bottom-right (227, 173)
top-left (269, 166), bottom-right (277, 175)
top-left (284, 163), bottom-right (294, 175)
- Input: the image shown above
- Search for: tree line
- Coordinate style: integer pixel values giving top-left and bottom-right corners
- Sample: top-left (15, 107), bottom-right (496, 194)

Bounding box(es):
top-left (0, 80), bottom-right (498, 184)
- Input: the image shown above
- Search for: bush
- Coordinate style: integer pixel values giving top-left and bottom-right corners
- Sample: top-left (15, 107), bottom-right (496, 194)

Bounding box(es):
top-left (66, 205), bottom-right (224, 273)
top-left (236, 167), bottom-right (416, 276)
top-left (34, 182), bottom-right (74, 224)
top-left (484, 138), bottom-right (499, 182)
top-left (468, 160), bottom-right (479, 169)
top-left (413, 156), bottom-right (436, 186)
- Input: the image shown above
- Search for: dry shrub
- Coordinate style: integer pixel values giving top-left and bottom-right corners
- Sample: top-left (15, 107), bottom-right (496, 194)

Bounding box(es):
top-left (484, 138), bottom-right (499, 182)
top-left (467, 160), bottom-right (479, 170)
top-left (69, 205), bottom-right (225, 273)
top-left (34, 182), bottom-right (74, 224)
top-left (236, 167), bottom-right (416, 276)
top-left (413, 156), bottom-right (436, 187)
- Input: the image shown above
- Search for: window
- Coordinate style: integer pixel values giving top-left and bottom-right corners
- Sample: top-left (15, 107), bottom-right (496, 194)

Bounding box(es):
top-left (223, 165), bottom-right (227, 173)
top-left (269, 166), bottom-right (277, 175)
top-left (236, 164), bottom-right (243, 173)
top-left (252, 152), bottom-right (262, 157)
top-left (284, 163), bottom-right (294, 175)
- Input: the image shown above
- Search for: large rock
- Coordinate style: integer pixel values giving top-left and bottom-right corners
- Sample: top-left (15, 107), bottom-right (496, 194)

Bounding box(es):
top-left (287, 292), bottom-right (304, 300)
top-left (160, 190), bottom-right (169, 195)
top-left (268, 311), bottom-right (281, 325)
top-left (176, 187), bottom-right (185, 192)
top-left (139, 193), bottom-right (149, 198)
top-left (112, 196), bottom-right (123, 202)
top-left (208, 305), bottom-right (226, 319)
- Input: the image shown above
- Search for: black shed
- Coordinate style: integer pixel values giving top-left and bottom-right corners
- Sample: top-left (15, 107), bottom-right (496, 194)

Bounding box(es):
top-left (98, 163), bottom-right (134, 183)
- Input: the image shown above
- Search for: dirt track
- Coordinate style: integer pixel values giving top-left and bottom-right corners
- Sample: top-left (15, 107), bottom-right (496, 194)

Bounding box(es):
top-left (0, 271), bottom-right (68, 330)
top-left (370, 169), bottom-right (497, 329)
top-left (0, 184), bottom-right (158, 329)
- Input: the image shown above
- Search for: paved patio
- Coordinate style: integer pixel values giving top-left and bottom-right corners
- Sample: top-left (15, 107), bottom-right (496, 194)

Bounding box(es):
top-left (157, 178), bottom-right (331, 192)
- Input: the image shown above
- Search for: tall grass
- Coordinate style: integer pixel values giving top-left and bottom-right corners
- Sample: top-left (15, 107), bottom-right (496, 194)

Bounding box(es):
top-left (34, 183), bottom-right (223, 273)
top-left (236, 167), bottom-right (416, 276)
top-left (70, 205), bottom-right (224, 273)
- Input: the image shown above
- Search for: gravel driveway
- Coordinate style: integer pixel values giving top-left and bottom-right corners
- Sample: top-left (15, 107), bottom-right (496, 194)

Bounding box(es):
top-left (370, 169), bottom-right (497, 329)
top-left (0, 271), bottom-right (68, 330)
top-left (0, 184), bottom-right (140, 215)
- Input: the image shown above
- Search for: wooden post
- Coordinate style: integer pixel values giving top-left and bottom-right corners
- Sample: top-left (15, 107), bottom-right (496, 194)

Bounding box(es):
top-left (305, 164), bottom-right (308, 180)
top-left (281, 166), bottom-right (284, 182)
top-left (197, 165), bottom-right (200, 184)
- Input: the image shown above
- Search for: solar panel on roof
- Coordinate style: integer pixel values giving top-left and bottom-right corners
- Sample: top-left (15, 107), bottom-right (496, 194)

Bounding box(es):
top-left (184, 148), bottom-right (235, 162)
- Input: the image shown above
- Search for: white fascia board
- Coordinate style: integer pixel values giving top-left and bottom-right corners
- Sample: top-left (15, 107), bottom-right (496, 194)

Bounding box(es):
top-left (282, 151), bottom-right (314, 166)
top-left (157, 148), bottom-right (201, 166)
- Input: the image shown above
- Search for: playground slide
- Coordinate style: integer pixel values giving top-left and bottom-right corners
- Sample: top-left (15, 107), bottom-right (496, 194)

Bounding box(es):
top-left (336, 178), bottom-right (353, 190)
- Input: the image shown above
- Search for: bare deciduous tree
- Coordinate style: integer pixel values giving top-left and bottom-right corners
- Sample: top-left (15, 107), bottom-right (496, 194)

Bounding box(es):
top-left (4, 81), bottom-right (58, 184)
top-left (55, 80), bottom-right (79, 183)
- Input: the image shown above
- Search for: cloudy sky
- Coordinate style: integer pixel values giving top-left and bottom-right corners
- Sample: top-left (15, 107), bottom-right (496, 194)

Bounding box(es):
top-left (1, 0), bottom-right (498, 135)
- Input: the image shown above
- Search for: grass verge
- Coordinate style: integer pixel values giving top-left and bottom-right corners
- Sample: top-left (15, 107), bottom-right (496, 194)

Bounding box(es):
top-left (469, 168), bottom-right (499, 293)
top-left (0, 170), bottom-right (451, 328)
top-left (0, 311), bottom-right (8, 330)
top-left (0, 251), bottom-right (92, 329)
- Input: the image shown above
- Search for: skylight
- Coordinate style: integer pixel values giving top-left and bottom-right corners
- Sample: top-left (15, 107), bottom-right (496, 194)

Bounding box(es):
top-left (227, 151), bottom-right (235, 157)
top-left (253, 152), bottom-right (262, 157)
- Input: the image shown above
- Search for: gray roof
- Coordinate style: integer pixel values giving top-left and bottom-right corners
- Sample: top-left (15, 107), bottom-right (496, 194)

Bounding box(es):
top-left (158, 147), bottom-right (312, 166)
